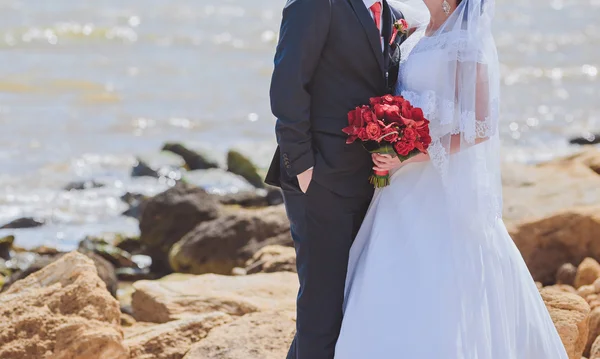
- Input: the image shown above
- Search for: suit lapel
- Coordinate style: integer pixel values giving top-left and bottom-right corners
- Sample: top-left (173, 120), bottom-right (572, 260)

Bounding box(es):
top-left (347, 0), bottom-right (384, 75)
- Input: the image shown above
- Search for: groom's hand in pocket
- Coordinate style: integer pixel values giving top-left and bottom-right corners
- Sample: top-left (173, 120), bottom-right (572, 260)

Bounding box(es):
top-left (297, 167), bottom-right (313, 193)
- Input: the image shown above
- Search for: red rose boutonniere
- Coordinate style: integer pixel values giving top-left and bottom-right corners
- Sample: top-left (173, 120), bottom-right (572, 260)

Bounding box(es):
top-left (389, 18), bottom-right (409, 45)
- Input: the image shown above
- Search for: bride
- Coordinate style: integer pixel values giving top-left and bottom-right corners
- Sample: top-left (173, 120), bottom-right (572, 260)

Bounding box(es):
top-left (334, 0), bottom-right (569, 357)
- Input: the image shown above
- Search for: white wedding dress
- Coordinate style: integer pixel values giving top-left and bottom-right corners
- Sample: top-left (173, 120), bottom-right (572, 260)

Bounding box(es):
top-left (334, 14), bottom-right (569, 359)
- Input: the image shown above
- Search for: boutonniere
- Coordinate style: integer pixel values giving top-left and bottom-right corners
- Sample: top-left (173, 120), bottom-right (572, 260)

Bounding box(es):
top-left (390, 19), bottom-right (409, 45)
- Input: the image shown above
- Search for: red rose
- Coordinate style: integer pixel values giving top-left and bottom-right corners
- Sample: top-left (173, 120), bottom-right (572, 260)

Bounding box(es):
top-left (358, 127), bottom-right (370, 141)
top-left (381, 94), bottom-right (395, 104)
top-left (384, 106), bottom-right (403, 124)
top-left (369, 97), bottom-right (383, 106)
top-left (394, 139), bottom-right (415, 156)
top-left (365, 122), bottom-right (382, 141)
top-left (381, 124), bottom-right (399, 143)
top-left (393, 96), bottom-right (406, 105)
top-left (411, 107), bottom-right (424, 122)
top-left (362, 108), bottom-right (378, 123)
top-left (374, 104), bottom-right (387, 119)
top-left (403, 127), bottom-right (417, 143)
top-left (401, 101), bottom-right (412, 119)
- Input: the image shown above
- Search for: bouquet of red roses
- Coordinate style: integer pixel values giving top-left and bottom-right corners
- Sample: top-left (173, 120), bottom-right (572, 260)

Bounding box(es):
top-left (342, 94), bottom-right (432, 188)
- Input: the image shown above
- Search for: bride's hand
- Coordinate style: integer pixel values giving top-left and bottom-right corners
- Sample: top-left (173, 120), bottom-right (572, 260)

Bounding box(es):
top-left (372, 153), bottom-right (402, 172)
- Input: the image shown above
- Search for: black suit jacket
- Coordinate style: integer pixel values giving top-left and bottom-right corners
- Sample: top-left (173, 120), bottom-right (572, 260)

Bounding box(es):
top-left (265, 0), bottom-right (406, 196)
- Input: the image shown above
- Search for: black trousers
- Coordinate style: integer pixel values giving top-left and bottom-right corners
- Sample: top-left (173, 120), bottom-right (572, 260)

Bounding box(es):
top-left (282, 176), bottom-right (372, 359)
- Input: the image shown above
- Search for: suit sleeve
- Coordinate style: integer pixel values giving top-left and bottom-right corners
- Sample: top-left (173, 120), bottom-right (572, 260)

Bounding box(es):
top-left (270, 0), bottom-right (332, 177)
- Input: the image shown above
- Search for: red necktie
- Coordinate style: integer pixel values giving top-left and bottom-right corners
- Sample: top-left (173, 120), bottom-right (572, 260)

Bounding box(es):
top-left (370, 2), bottom-right (382, 32)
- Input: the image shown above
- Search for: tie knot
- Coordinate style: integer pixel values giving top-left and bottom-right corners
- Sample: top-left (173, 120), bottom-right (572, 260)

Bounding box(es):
top-left (370, 1), bottom-right (382, 15)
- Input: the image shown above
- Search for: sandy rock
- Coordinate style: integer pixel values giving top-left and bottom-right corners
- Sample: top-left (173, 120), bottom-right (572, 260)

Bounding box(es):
top-left (508, 206), bottom-right (600, 284)
top-left (586, 307), bottom-right (600, 357)
top-left (577, 258), bottom-right (600, 289)
top-left (544, 284), bottom-right (578, 294)
top-left (139, 182), bottom-right (221, 273)
top-left (3, 250), bottom-right (118, 297)
top-left (0, 251), bottom-right (128, 359)
top-left (183, 311), bottom-right (295, 359)
top-left (548, 147), bottom-right (600, 175)
top-left (245, 245), bottom-right (297, 274)
top-left (502, 160), bottom-right (600, 224)
top-left (558, 263), bottom-right (578, 287)
top-left (169, 206), bottom-right (292, 275)
top-left (125, 312), bottom-right (232, 359)
top-left (591, 334), bottom-right (600, 359)
top-left (132, 272), bottom-right (297, 323)
top-left (541, 288), bottom-right (591, 359)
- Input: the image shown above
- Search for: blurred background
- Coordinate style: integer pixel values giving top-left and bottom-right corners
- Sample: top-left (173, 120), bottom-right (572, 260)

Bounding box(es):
top-left (0, 0), bottom-right (598, 250)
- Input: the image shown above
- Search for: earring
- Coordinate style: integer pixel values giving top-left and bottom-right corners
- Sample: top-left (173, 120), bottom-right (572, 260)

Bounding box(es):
top-left (442, 0), bottom-right (451, 15)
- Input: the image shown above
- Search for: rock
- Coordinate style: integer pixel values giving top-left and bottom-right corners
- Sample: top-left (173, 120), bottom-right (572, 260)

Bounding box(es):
top-left (579, 285), bottom-right (597, 298)
top-left (121, 313), bottom-right (137, 327)
top-left (541, 288), bottom-right (591, 359)
top-left (184, 311), bottom-right (295, 359)
top-left (558, 263), bottom-right (578, 286)
top-left (550, 147), bottom-right (600, 175)
top-left (231, 267), bottom-right (247, 276)
top-left (116, 267), bottom-right (153, 282)
top-left (132, 158), bottom-right (160, 178)
top-left (591, 335), bottom-right (600, 359)
top-left (139, 182), bottom-right (221, 273)
top-left (0, 217), bottom-right (44, 229)
top-left (0, 235), bottom-right (14, 260)
top-left (0, 252), bottom-right (128, 359)
top-left (245, 245), bottom-right (297, 274)
top-left (121, 192), bottom-right (150, 220)
top-left (577, 258), bottom-right (600, 289)
top-left (115, 235), bottom-right (142, 254)
top-left (508, 206), bottom-right (600, 285)
top-left (31, 245), bottom-right (61, 256)
top-left (3, 251), bottom-right (118, 297)
top-left (125, 312), bottom-right (232, 359)
top-left (169, 206), bottom-right (292, 275)
top-left (79, 236), bottom-right (136, 268)
top-left (570, 134), bottom-right (600, 146)
top-left (131, 272), bottom-right (297, 323)
top-left (218, 187), bottom-right (284, 208)
top-left (266, 185), bottom-right (285, 205)
top-left (162, 142), bottom-right (218, 170)
top-left (586, 307), bottom-right (600, 357)
top-left (64, 179), bottom-right (104, 191)
top-left (502, 161), bottom-right (600, 225)
top-left (226, 150), bottom-right (265, 188)
top-left (544, 284), bottom-right (578, 294)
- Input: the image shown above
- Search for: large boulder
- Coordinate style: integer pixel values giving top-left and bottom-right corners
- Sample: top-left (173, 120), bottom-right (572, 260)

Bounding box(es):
top-left (502, 161), bottom-right (600, 224)
top-left (541, 288), bottom-right (591, 359)
top-left (509, 206), bottom-right (600, 284)
top-left (2, 251), bottom-right (118, 297)
top-left (139, 182), bottom-right (221, 273)
top-left (226, 150), bottom-right (265, 188)
top-left (125, 312), bottom-right (232, 359)
top-left (169, 206), bottom-right (292, 275)
top-left (0, 217), bottom-right (44, 229)
top-left (586, 307), bottom-right (600, 357)
top-left (549, 147), bottom-right (600, 175)
top-left (131, 272), bottom-right (297, 323)
top-left (0, 252), bottom-right (128, 359)
top-left (184, 311), bottom-right (295, 359)
top-left (162, 143), bottom-right (218, 170)
top-left (245, 245), bottom-right (297, 274)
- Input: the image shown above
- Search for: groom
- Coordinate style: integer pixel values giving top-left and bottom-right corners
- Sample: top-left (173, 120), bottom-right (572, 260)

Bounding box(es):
top-left (265, 0), bottom-right (406, 358)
